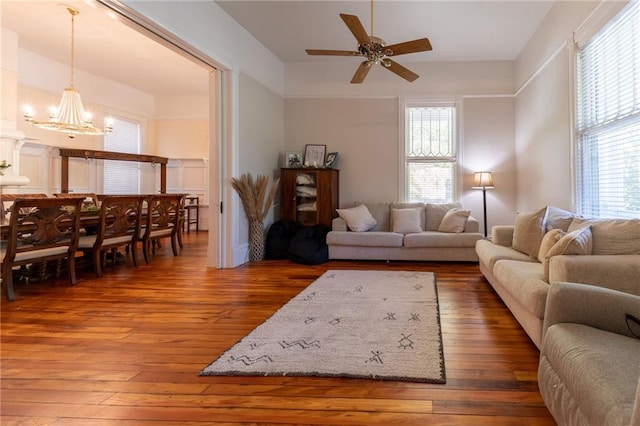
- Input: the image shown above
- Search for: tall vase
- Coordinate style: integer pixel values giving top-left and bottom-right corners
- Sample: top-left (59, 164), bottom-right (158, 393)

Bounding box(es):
top-left (248, 221), bottom-right (265, 261)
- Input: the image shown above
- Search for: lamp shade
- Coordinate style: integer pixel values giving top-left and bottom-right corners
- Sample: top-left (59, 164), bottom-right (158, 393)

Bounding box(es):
top-left (472, 171), bottom-right (495, 189)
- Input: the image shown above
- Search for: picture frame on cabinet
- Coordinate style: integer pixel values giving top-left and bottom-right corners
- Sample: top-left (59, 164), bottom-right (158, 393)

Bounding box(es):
top-left (285, 151), bottom-right (303, 168)
top-left (325, 152), bottom-right (338, 168)
top-left (303, 144), bottom-right (326, 167)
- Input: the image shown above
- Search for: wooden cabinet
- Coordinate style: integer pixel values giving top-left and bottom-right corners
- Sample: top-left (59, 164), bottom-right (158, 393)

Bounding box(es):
top-left (280, 168), bottom-right (339, 227)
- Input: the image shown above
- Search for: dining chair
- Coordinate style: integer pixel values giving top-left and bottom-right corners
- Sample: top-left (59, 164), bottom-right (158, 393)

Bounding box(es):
top-left (77, 195), bottom-right (143, 277)
top-left (53, 192), bottom-right (99, 208)
top-left (1, 196), bottom-right (84, 301)
top-left (141, 194), bottom-right (182, 264)
top-left (1, 193), bottom-right (48, 219)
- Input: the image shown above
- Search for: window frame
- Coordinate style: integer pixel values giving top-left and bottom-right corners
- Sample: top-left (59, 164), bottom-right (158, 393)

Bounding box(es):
top-left (574, 0), bottom-right (640, 219)
top-left (398, 98), bottom-right (461, 203)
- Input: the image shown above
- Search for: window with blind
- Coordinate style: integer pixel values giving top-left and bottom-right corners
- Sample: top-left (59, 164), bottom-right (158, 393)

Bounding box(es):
top-left (103, 116), bottom-right (141, 194)
top-left (404, 104), bottom-right (457, 203)
top-left (576, 0), bottom-right (640, 219)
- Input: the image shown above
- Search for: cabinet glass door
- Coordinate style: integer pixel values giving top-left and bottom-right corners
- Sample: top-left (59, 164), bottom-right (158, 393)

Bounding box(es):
top-left (294, 171), bottom-right (318, 225)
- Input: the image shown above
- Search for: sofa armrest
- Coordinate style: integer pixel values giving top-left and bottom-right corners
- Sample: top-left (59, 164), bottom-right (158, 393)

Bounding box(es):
top-left (464, 216), bottom-right (480, 233)
top-left (332, 217), bottom-right (348, 232)
top-left (491, 225), bottom-right (514, 247)
top-left (543, 282), bottom-right (640, 340)
top-left (549, 255), bottom-right (640, 295)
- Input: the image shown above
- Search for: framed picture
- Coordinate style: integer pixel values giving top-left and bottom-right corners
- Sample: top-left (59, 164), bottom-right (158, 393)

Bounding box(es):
top-left (303, 144), bottom-right (326, 167)
top-left (285, 151), bottom-right (302, 168)
top-left (325, 152), bottom-right (338, 168)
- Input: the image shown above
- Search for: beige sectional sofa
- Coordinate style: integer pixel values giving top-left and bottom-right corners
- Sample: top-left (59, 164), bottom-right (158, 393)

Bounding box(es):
top-left (327, 202), bottom-right (483, 262)
top-left (475, 206), bottom-right (640, 349)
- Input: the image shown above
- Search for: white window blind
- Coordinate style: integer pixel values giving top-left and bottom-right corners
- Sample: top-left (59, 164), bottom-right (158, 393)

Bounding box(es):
top-left (405, 105), bottom-right (457, 203)
top-left (576, 0), bottom-right (640, 219)
top-left (103, 117), bottom-right (140, 194)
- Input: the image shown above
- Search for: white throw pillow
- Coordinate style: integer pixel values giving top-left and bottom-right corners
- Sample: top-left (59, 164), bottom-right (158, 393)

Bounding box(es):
top-left (336, 204), bottom-right (377, 232)
top-left (391, 208), bottom-right (423, 234)
top-left (512, 207), bottom-right (548, 258)
top-left (542, 226), bottom-right (593, 282)
top-left (437, 208), bottom-right (470, 233)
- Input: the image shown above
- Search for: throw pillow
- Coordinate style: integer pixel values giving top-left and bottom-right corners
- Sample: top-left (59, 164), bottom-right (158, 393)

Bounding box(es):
top-left (512, 206), bottom-right (548, 258)
top-left (426, 203), bottom-right (461, 231)
top-left (391, 208), bottom-right (423, 234)
top-left (537, 228), bottom-right (564, 262)
top-left (438, 208), bottom-right (470, 233)
top-left (545, 206), bottom-right (575, 232)
top-left (542, 226), bottom-right (593, 282)
top-left (336, 204), bottom-right (377, 232)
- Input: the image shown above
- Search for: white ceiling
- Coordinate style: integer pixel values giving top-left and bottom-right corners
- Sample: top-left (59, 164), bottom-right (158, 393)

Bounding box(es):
top-left (1, 1), bottom-right (210, 97)
top-left (216, 0), bottom-right (555, 63)
top-left (1, 1), bottom-right (555, 96)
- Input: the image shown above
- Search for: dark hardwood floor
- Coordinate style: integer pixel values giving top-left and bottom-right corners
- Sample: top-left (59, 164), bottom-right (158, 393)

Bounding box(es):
top-left (1, 231), bottom-right (555, 425)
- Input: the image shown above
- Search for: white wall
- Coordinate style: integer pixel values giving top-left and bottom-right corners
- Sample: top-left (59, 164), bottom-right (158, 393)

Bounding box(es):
top-left (285, 60), bottom-right (515, 98)
top-left (285, 97), bottom-right (399, 204)
top-left (284, 96), bottom-right (515, 231)
top-left (232, 72), bottom-right (284, 264)
top-left (461, 97), bottom-right (515, 233)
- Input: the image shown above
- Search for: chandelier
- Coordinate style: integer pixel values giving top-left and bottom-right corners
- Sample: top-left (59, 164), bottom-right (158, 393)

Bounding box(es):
top-left (23, 7), bottom-right (113, 139)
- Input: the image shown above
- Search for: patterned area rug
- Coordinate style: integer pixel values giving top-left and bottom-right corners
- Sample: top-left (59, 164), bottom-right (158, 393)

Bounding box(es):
top-left (200, 270), bottom-right (446, 383)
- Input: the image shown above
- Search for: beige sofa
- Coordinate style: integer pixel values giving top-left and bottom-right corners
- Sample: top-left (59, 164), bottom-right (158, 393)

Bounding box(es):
top-left (475, 206), bottom-right (640, 349)
top-left (538, 282), bottom-right (640, 426)
top-left (327, 202), bottom-right (483, 262)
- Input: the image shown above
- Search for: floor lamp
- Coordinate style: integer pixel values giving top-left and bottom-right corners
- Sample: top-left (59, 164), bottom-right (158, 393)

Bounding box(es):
top-left (472, 171), bottom-right (495, 237)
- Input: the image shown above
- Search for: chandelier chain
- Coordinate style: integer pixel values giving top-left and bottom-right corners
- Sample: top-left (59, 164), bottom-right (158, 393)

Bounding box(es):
top-left (68, 7), bottom-right (78, 88)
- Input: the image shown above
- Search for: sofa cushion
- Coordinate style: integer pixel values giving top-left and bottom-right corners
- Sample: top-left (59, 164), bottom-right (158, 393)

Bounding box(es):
top-left (404, 231), bottom-right (482, 248)
top-left (438, 208), bottom-right (470, 233)
top-left (542, 226), bottom-right (593, 282)
top-left (545, 206), bottom-right (575, 232)
top-left (569, 217), bottom-right (640, 255)
top-left (336, 204), bottom-right (377, 232)
top-left (512, 206), bottom-right (548, 258)
top-left (541, 323), bottom-right (640, 426)
top-left (391, 202), bottom-right (425, 231)
top-left (476, 239), bottom-right (535, 270)
top-left (426, 203), bottom-right (461, 231)
top-left (391, 207), bottom-right (423, 234)
top-left (492, 260), bottom-right (549, 318)
top-left (326, 231), bottom-right (403, 247)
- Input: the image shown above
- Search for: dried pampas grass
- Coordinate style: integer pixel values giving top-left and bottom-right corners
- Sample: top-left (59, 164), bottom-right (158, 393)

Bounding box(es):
top-left (230, 173), bottom-right (280, 223)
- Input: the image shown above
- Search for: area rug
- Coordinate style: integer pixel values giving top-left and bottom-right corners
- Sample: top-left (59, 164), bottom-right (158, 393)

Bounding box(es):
top-left (200, 270), bottom-right (446, 383)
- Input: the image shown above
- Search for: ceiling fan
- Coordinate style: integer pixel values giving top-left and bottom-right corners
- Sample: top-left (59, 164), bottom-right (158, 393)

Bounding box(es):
top-left (305, 1), bottom-right (432, 84)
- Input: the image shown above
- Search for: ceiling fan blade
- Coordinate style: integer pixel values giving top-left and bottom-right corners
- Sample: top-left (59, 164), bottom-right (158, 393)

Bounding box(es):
top-left (306, 49), bottom-right (360, 56)
top-left (384, 59), bottom-right (419, 82)
top-left (340, 14), bottom-right (370, 45)
top-left (351, 61), bottom-right (372, 84)
top-left (384, 38), bottom-right (433, 56)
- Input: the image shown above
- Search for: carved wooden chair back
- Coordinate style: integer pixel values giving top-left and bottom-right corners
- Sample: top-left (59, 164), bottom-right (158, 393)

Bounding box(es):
top-left (1, 196), bottom-right (84, 301)
top-left (141, 194), bottom-right (182, 264)
top-left (77, 195), bottom-right (143, 277)
top-left (1, 193), bottom-right (48, 219)
top-left (53, 193), bottom-right (99, 209)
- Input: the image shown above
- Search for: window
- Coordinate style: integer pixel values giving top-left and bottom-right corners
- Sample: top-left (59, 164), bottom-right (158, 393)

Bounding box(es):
top-left (103, 116), bottom-right (141, 194)
top-left (576, 0), bottom-right (640, 219)
top-left (403, 103), bottom-right (457, 203)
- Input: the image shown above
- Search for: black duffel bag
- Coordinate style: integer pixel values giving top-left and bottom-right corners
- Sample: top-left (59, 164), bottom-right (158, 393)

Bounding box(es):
top-left (287, 224), bottom-right (331, 265)
top-left (265, 220), bottom-right (302, 259)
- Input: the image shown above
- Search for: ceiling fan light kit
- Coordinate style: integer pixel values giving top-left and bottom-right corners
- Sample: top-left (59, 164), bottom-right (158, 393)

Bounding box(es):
top-left (305, 1), bottom-right (432, 84)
